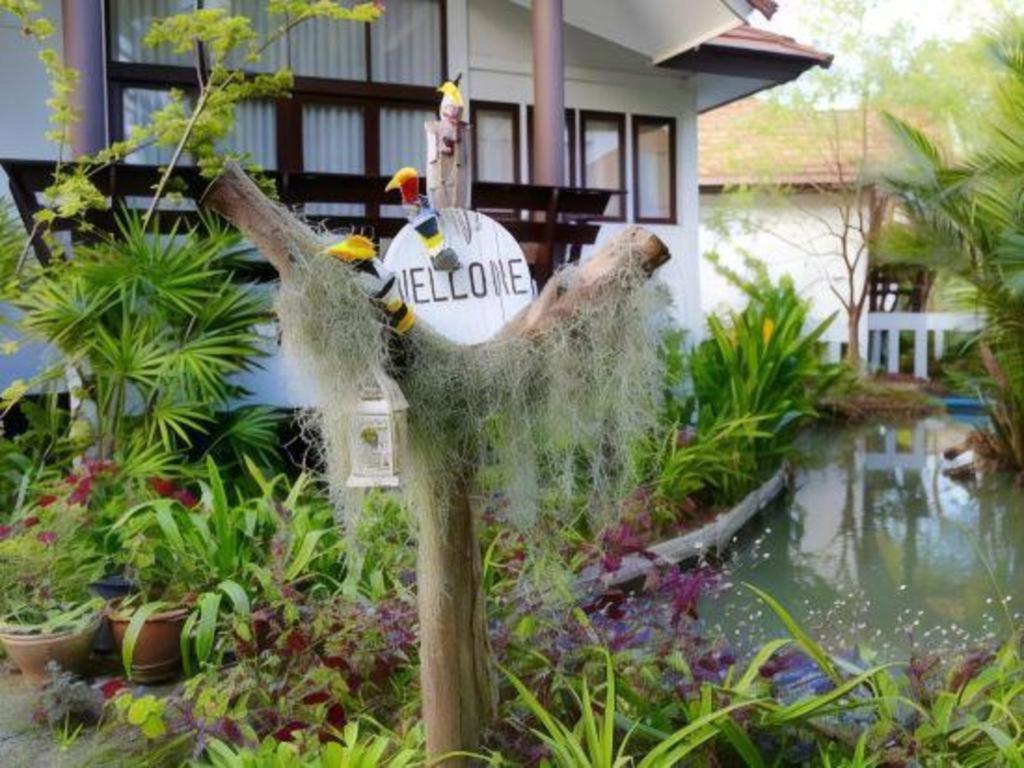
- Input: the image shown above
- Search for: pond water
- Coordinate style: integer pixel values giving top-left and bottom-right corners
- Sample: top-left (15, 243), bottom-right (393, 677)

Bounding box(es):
top-left (703, 415), bottom-right (1024, 660)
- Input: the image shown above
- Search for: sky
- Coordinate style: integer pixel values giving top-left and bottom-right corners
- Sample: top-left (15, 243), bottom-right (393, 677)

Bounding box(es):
top-left (760, 0), bottom-right (1010, 47)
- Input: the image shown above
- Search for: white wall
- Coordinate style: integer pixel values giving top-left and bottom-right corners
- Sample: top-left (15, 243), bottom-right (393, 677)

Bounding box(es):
top-left (0, 1), bottom-right (61, 179)
top-left (699, 191), bottom-right (868, 357)
top-left (0, 2), bottom-right (64, 391)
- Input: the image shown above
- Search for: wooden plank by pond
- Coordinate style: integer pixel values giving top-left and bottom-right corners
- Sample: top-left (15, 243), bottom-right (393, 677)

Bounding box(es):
top-left (580, 465), bottom-right (790, 589)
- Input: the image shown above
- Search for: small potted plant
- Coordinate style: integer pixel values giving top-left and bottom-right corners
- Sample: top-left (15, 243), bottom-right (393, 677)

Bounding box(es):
top-left (105, 596), bottom-right (191, 684)
top-left (104, 503), bottom-right (193, 683)
top-left (0, 507), bottom-right (106, 686)
top-left (0, 599), bottom-right (104, 686)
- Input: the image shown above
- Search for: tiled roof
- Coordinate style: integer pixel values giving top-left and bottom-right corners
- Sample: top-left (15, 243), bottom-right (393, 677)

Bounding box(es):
top-left (704, 24), bottom-right (833, 65)
top-left (699, 99), bottom-right (896, 188)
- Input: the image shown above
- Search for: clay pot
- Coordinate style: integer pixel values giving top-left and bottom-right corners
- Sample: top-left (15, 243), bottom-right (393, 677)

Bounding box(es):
top-left (0, 615), bottom-right (101, 687)
top-left (106, 601), bottom-right (189, 684)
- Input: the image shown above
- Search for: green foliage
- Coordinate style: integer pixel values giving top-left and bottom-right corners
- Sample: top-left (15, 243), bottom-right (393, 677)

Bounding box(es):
top-left (882, 23), bottom-right (1024, 469)
top-left (110, 459), bottom-right (341, 675)
top-left (9, 213), bottom-right (278, 470)
top-left (639, 258), bottom-right (839, 506)
top-left (197, 722), bottom-right (421, 768)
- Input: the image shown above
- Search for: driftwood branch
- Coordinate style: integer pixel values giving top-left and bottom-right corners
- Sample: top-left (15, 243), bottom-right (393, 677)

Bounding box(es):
top-left (498, 226), bottom-right (669, 341)
top-left (203, 162), bottom-right (670, 346)
top-left (202, 162), bottom-right (323, 280)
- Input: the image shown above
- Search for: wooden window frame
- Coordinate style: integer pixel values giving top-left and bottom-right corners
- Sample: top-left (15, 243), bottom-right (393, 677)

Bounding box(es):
top-left (471, 100), bottom-right (521, 184)
top-left (580, 110), bottom-right (626, 223)
top-left (525, 106), bottom-right (577, 186)
top-left (103, 0), bottom-right (448, 173)
top-left (632, 114), bottom-right (677, 225)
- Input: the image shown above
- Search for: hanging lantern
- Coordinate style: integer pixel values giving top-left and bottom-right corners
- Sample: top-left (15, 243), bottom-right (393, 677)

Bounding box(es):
top-left (346, 372), bottom-right (409, 488)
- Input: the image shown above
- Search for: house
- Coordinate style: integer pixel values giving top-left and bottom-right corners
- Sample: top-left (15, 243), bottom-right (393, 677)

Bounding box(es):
top-left (0, 0), bottom-right (830, 399)
top-left (698, 98), bottom-right (980, 377)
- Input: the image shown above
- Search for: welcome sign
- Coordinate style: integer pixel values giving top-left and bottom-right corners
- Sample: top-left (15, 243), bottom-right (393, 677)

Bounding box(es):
top-left (383, 210), bottom-right (535, 345)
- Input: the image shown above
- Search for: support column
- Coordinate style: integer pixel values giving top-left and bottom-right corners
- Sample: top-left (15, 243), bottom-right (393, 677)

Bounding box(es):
top-left (887, 330), bottom-right (901, 375)
top-left (62, 0), bottom-right (107, 157)
top-left (528, 0), bottom-right (565, 285)
top-left (531, 0), bottom-right (565, 187)
top-left (913, 328), bottom-right (929, 380)
top-left (868, 330), bottom-right (883, 372)
top-left (933, 329), bottom-right (945, 361)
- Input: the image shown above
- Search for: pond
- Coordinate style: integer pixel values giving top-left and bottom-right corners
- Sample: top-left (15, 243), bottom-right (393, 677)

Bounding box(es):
top-left (704, 415), bottom-right (1024, 660)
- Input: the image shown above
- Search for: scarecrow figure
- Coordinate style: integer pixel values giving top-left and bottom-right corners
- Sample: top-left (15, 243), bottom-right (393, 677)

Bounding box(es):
top-left (425, 78), bottom-right (471, 210)
top-left (385, 167), bottom-right (461, 272)
top-left (326, 234), bottom-right (415, 335)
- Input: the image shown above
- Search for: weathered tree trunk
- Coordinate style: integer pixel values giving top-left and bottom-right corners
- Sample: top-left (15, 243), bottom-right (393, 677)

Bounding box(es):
top-left (201, 162), bottom-right (670, 765)
top-left (418, 483), bottom-right (494, 764)
top-left (846, 307), bottom-right (863, 369)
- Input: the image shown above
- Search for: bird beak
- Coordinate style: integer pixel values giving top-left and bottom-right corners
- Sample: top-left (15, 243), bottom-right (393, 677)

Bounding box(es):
top-left (385, 176), bottom-right (400, 192)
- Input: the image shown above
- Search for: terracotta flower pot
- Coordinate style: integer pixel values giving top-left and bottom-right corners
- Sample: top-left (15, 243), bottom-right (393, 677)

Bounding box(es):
top-left (106, 600), bottom-right (189, 684)
top-left (0, 614), bottom-right (101, 687)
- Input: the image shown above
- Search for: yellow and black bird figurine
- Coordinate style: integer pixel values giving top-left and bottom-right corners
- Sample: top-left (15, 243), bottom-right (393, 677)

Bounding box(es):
top-left (326, 234), bottom-right (415, 335)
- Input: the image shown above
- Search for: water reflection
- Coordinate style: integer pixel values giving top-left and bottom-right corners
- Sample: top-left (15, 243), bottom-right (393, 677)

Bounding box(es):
top-left (705, 416), bottom-right (1024, 658)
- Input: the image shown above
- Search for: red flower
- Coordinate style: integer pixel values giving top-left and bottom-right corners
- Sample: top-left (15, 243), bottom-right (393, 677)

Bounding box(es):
top-left (219, 717), bottom-right (244, 745)
top-left (173, 489), bottom-right (198, 509)
top-left (0, 525), bottom-right (12, 541)
top-left (301, 690), bottom-right (330, 705)
top-left (21, 515), bottom-right (39, 528)
top-left (99, 678), bottom-right (127, 700)
top-left (283, 629), bottom-right (309, 655)
top-left (147, 477), bottom-right (176, 497)
top-left (68, 477), bottom-right (92, 505)
top-left (326, 703), bottom-right (346, 730)
top-left (273, 720), bottom-right (306, 742)
top-left (37, 495), bottom-right (57, 508)
top-left (36, 531), bottom-right (57, 546)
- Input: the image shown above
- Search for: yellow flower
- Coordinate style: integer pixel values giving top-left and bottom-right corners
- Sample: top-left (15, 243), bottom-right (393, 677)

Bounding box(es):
top-left (762, 318), bottom-right (775, 344)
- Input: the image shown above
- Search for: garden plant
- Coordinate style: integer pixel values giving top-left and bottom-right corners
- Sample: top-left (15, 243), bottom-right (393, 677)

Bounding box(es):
top-left (0, 1), bottom-right (1022, 767)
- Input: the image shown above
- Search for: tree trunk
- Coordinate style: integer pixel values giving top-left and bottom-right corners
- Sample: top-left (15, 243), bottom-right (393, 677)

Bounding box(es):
top-left (417, 483), bottom-right (494, 765)
top-left (846, 306), bottom-right (863, 369)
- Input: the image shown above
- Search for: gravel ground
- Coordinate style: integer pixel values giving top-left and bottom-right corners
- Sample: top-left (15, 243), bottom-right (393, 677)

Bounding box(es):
top-left (0, 668), bottom-right (175, 768)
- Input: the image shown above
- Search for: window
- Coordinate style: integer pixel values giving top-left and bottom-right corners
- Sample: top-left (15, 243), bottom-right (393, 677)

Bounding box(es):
top-left (121, 88), bottom-right (190, 166)
top-left (106, 0), bottom-right (448, 177)
top-left (370, 0), bottom-right (444, 86)
top-left (224, 100), bottom-right (278, 169)
top-left (633, 116), bottom-right (676, 223)
top-left (472, 102), bottom-right (520, 183)
top-left (109, 0), bottom-right (194, 65)
top-left (109, 0), bottom-right (442, 84)
top-left (526, 106), bottom-right (576, 185)
top-left (303, 103), bottom-right (366, 216)
top-left (581, 111), bottom-right (625, 220)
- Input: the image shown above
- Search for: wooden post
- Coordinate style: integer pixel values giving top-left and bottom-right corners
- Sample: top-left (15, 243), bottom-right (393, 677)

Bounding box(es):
top-left (202, 162), bottom-right (670, 764)
top-left (418, 483), bottom-right (494, 764)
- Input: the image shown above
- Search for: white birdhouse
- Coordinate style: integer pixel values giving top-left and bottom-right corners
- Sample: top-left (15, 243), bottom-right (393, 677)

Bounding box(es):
top-left (346, 373), bottom-right (409, 488)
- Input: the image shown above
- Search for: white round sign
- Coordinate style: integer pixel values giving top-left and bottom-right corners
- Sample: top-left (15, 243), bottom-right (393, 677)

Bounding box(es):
top-left (382, 209), bottom-right (535, 345)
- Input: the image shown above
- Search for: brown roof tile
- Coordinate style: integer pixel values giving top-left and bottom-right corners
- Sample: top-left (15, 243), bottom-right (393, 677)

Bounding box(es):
top-left (699, 98), bottom-right (896, 187)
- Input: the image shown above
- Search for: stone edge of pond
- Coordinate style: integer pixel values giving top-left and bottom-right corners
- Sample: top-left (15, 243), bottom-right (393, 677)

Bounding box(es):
top-left (581, 464), bottom-right (790, 589)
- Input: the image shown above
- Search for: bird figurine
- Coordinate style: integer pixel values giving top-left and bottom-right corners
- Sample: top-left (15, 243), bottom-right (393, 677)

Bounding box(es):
top-left (325, 234), bottom-right (415, 335)
top-left (385, 166), bottom-right (460, 272)
top-left (425, 75), bottom-right (471, 209)
top-left (436, 80), bottom-right (465, 155)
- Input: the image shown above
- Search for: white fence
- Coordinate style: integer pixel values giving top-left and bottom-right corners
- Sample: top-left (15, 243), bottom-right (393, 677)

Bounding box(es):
top-left (866, 312), bottom-right (984, 380)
